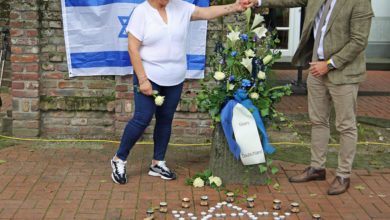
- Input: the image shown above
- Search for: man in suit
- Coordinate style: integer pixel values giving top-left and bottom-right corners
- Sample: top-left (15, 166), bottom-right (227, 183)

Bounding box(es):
top-left (243, 0), bottom-right (374, 195)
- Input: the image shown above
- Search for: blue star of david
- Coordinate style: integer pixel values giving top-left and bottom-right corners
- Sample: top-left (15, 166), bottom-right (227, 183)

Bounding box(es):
top-left (118, 16), bottom-right (130, 38)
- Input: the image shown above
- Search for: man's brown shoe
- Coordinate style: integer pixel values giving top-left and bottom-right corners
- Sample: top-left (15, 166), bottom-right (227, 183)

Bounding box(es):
top-left (288, 167), bottom-right (326, 183)
top-left (327, 176), bottom-right (350, 195)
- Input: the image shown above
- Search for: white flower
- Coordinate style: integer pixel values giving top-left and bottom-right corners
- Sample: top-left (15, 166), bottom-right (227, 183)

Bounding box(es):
top-left (193, 177), bottom-right (204, 188)
top-left (213, 71), bottom-right (226, 81)
top-left (228, 84), bottom-right (235, 90)
top-left (251, 14), bottom-right (265, 30)
top-left (249, 92), bottom-right (259, 100)
top-left (226, 31), bottom-right (240, 43)
top-left (240, 57), bottom-right (253, 73)
top-left (154, 95), bottom-right (165, 106)
top-left (263, 55), bottom-right (273, 65)
top-left (257, 71), bottom-right (266, 80)
top-left (245, 49), bottom-right (256, 58)
top-left (209, 176), bottom-right (222, 187)
top-left (252, 26), bottom-right (267, 39)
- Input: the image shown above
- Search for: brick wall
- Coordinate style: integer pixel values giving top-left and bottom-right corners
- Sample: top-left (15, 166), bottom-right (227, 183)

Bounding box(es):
top-left (0, 0), bottom-right (11, 89)
top-left (4, 0), bottom-right (245, 144)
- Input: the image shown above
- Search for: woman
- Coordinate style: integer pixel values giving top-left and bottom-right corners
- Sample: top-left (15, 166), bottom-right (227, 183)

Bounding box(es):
top-left (111, 0), bottom-right (248, 184)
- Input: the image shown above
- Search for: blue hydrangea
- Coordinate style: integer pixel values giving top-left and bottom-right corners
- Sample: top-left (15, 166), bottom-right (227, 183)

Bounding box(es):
top-left (228, 75), bottom-right (235, 82)
top-left (231, 51), bottom-right (238, 57)
top-left (219, 59), bottom-right (225, 65)
top-left (241, 79), bottom-right (252, 87)
top-left (240, 34), bottom-right (248, 42)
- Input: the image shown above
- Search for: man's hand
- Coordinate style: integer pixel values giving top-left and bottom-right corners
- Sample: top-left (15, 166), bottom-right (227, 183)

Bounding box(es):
top-left (139, 80), bottom-right (153, 96)
top-left (309, 61), bottom-right (330, 77)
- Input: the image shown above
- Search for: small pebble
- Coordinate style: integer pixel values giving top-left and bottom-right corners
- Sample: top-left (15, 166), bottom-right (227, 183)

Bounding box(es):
top-left (179, 211), bottom-right (186, 215)
top-left (188, 213), bottom-right (194, 217)
top-left (239, 213), bottom-right (245, 217)
top-left (284, 212), bottom-right (291, 216)
top-left (242, 210), bottom-right (248, 214)
top-left (273, 212), bottom-right (279, 216)
top-left (174, 214), bottom-right (180, 218)
top-left (215, 213), bottom-right (221, 217)
top-left (257, 212), bottom-right (263, 216)
top-left (231, 213), bottom-right (237, 217)
top-left (172, 210), bottom-right (178, 214)
top-left (263, 211), bottom-right (269, 216)
top-left (279, 215), bottom-right (286, 220)
top-left (201, 211), bottom-right (207, 216)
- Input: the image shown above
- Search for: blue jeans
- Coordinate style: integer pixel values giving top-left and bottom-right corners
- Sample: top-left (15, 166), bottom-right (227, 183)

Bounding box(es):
top-left (116, 76), bottom-right (183, 161)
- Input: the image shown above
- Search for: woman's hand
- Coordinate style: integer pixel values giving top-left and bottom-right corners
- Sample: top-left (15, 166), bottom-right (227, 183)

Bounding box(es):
top-left (139, 79), bottom-right (153, 96)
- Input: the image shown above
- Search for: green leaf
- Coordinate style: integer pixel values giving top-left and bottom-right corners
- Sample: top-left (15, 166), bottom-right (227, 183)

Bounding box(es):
top-left (203, 169), bottom-right (212, 178)
top-left (273, 182), bottom-right (280, 191)
top-left (265, 178), bottom-right (273, 185)
top-left (259, 164), bottom-right (267, 174)
top-left (354, 185), bottom-right (365, 191)
top-left (0, 160), bottom-right (6, 164)
top-left (271, 166), bottom-right (279, 175)
top-left (99, 180), bottom-right (107, 183)
top-left (266, 159), bottom-right (273, 166)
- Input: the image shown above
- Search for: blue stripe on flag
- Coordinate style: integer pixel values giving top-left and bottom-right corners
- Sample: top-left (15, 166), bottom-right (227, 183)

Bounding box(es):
top-left (70, 51), bottom-right (131, 68)
top-left (70, 51), bottom-right (205, 70)
top-left (65, 0), bottom-right (209, 7)
top-left (187, 54), bottom-right (205, 70)
top-left (65, 0), bottom-right (145, 7)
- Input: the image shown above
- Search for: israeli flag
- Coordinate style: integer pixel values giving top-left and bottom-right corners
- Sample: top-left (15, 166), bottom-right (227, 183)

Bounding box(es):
top-left (61, 0), bottom-right (208, 78)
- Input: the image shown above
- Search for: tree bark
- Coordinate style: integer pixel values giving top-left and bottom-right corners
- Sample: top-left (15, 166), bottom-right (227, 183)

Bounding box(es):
top-left (209, 124), bottom-right (266, 185)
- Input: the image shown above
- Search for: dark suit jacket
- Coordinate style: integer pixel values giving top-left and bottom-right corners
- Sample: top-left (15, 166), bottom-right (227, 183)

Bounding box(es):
top-left (262, 0), bottom-right (374, 84)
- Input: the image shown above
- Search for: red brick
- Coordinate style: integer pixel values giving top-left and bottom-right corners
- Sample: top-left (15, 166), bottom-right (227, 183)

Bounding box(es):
top-left (12, 90), bottom-right (39, 98)
top-left (12, 73), bottom-right (39, 80)
top-left (58, 81), bottom-right (84, 89)
top-left (10, 29), bottom-right (24, 37)
top-left (25, 63), bottom-right (39, 72)
top-left (11, 54), bottom-right (39, 63)
top-left (22, 11), bottom-right (38, 20)
top-left (11, 46), bottom-right (24, 54)
top-left (115, 85), bottom-right (129, 92)
top-left (41, 72), bottom-right (64, 79)
top-left (12, 82), bottom-right (25, 90)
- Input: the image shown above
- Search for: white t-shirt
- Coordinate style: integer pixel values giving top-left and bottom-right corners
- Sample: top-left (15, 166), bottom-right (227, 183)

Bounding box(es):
top-left (126, 0), bottom-right (195, 86)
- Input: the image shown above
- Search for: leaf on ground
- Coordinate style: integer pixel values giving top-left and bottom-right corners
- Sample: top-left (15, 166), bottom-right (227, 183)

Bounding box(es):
top-left (309, 193), bottom-right (317, 197)
top-left (378, 194), bottom-right (386, 198)
top-left (271, 166), bottom-right (279, 175)
top-left (0, 160), bottom-right (6, 164)
top-left (259, 165), bottom-right (267, 174)
top-left (273, 182), bottom-right (280, 191)
top-left (99, 180), bottom-right (107, 183)
top-left (354, 185), bottom-right (365, 191)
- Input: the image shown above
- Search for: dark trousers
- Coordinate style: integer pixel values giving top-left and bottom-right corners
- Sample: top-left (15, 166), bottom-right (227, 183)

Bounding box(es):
top-left (116, 76), bottom-right (183, 161)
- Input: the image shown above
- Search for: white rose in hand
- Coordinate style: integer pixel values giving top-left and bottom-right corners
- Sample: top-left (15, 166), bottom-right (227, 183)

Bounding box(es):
top-left (154, 95), bottom-right (165, 106)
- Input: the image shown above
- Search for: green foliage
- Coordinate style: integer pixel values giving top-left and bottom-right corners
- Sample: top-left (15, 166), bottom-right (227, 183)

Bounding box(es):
top-left (197, 9), bottom-right (291, 123)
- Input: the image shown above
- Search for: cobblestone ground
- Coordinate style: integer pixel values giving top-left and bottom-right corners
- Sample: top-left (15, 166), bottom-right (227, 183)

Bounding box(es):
top-left (0, 144), bottom-right (389, 220)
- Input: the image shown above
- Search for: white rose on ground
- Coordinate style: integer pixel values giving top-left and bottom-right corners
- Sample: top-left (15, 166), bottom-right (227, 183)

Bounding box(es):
top-left (240, 57), bottom-right (253, 73)
top-left (251, 14), bottom-right (265, 30)
top-left (252, 26), bottom-right (267, 39)
top-left (193, 177), bottom-right (205, 188)
top-left (209, 176), bottom-right (222, 187)
top-left (263, 55), bottom-right (273, 65)
top-left (250, 92), bottom-right (259, 100)
top-left (257, 71), bottom-right (266, 80)
top-left (213, 71), bottom-right (226, 81)
top-left (227, 31), bottom-right (240, 43)
top-left (245, 49), bottom-right (256, 58)
top-left (154, 96), bottom-right (165, 106)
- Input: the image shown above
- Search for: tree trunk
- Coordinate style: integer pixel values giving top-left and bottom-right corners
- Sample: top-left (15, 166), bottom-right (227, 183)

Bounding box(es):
top-left (209, 124), bottom-right (267, 185)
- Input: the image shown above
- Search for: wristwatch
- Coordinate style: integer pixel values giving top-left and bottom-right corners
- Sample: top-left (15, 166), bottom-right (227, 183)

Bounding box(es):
top-left (327, 59), bottom-right (335, 70)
